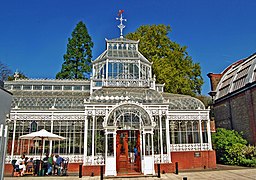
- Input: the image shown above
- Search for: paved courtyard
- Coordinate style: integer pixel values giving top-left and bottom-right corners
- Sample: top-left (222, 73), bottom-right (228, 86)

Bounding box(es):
top-left (4, 168), bottom-right (256, 180)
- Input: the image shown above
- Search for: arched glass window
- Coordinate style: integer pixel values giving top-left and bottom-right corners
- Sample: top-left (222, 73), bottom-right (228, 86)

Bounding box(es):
top-left (107, 104), bottom-right (151, 128)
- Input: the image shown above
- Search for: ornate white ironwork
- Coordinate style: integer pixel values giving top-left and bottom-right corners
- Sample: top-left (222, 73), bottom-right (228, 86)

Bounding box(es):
top-left (11, 114), bottom-right (84, 121)
top-left (16, 114), bottom-right (51, 121)
top-left (116, 10), bottom-right (126, 38)
top-left (5, 154), bottom-right (84, 164)
top-left (170, 143), bottom-right (210, 151)
top-left (169, 115), bottom-right (208, 121)
top-left (154, 154), bottom-right (161, 163)
top-left (84, 155), bottom-right (105, 165)
top-left (53, 115), bottom-right (84, 121)
top-left (95, 110), bottom-right (106, 116)
top-left (154, 154), bottom-right (169, 163)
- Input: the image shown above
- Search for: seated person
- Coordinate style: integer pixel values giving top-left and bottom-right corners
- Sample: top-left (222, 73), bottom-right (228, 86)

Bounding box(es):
top-left (54, 155), bottom-right (64, 175)
top-left (43, 153), bottom-right (49, 164)
top-left (15, 154), bottom-right (26, 176)
top-left (43, 153), bottom-right (49, 175)
top-left (25, 157), bottom-right (29, 164)
top-left (28, 157), bottom-right (34, 163)
top-left (46, 154), bottom-right (54, 175)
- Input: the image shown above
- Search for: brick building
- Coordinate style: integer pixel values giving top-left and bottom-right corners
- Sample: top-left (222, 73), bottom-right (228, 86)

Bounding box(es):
top-left (208, 53), bottom-right (256, 145)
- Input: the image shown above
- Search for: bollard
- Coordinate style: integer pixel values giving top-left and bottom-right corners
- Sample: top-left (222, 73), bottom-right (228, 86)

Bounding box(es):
top-left (100, 166), bottom-right (103, 180)
top-left (79, 164), bottom-right (82, 178)
top-left (175, 162), bottom-right (178, 174)
top-left (157, 164), bottom-right (161, 178)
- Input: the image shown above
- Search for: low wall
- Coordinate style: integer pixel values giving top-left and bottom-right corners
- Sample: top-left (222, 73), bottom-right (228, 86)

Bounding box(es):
top-left (171, 150), bottom-right (216, 170)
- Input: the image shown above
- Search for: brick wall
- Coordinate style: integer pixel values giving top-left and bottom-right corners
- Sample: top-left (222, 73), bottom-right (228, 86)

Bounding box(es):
top-left (214, 101), bottom-right (231, 129)
top-left (154, 163), bottom-right (174, 173)
top-left (230, 92), bottom-right (251, 140)
top-left (214, 86), bottom-right (256, 145)
top-left (171, 151), bottom-right (216, 170)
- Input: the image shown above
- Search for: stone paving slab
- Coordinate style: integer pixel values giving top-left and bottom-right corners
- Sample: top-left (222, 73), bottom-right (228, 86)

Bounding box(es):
top-left (4, 168), bottom-right (256, 180)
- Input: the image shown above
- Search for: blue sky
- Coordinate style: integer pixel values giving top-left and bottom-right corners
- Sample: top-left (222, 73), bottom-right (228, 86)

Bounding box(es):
top-left (0, 0), bottom-right (255, 95)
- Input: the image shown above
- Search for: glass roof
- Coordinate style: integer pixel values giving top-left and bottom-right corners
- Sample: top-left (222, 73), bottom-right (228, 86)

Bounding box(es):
top-left (93, 37), bottom-right (151, 65)
top-left (215, 53), bottom-right (256, 100)
top-left (8, 80), bottom-right (206, 111)
top-left (11, 90), bottom-right (90, 110)
top-left (107, 49), bottom-right (139, 59)
top-left (162, 93), bottom-right (205, 110)
top-left (90, 87), bottom-right (205, 110)
top-left (106, 38), bottom-right (138, 43)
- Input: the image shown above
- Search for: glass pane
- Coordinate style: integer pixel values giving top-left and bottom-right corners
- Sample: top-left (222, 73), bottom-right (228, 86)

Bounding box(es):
top-left (107, 134), bottom-right (114, 156)
top-left (145, 133), bottom-right (152, 155)
top-left (153, 116), bottom-right (160, 154)
top-left (73, 86), bottom-right (82, 90)
top-left (95, 117), bottom-right (105, 155)
top-left (53, 86), bottom-right (62, 90)
top-left (87, 117), bottom-right (93, 156)
top-left (161, 116), bottom-right (167, 153)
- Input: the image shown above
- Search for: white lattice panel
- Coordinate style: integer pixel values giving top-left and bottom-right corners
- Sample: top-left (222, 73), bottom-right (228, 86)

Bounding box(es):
top-left (170, 143), bottom-right (210, 151)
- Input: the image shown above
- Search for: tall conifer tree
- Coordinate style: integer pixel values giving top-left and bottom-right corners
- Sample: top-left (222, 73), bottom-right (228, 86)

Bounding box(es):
top-left (56, 21), bottom-right (93, 79)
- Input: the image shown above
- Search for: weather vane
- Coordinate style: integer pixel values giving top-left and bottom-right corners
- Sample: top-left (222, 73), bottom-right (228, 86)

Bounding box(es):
top-left (116, 10), bottom-right (127, 38)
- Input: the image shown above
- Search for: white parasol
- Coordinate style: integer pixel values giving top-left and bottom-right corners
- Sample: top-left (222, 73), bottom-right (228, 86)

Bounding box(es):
top-left (19, 129), bottom-right (65, 141)
top-left (19, 129), bottom-right (65, 175)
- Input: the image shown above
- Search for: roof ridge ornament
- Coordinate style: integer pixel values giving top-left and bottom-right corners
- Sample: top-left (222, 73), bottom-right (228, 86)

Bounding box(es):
top-left (116, 10), bottom-right (126, 38)
top-left (14, 70), bottom-right (19, 81)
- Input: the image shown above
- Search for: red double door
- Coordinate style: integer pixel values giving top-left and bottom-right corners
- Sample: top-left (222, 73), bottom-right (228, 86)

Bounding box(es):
top-left (116, 130), bottom-right (141, 175)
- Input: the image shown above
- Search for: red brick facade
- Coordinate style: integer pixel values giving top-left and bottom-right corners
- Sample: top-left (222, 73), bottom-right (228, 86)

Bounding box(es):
top-left (171, 151), bottom-right (216, 170)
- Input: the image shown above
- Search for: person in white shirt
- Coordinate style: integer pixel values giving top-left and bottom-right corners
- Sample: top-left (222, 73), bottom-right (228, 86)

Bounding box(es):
top-left (15, 154), bottom-right (26, 176)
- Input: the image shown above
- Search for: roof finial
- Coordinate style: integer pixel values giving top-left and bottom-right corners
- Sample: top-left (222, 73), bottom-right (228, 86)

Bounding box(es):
top-left (14, 70), bottom-right (19, 81)
top-left (116, 10), bottom-right (126, 38)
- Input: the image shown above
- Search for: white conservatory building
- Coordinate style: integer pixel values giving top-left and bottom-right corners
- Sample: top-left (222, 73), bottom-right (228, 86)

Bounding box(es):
top-left (4, 15), bottom-right (216, 176)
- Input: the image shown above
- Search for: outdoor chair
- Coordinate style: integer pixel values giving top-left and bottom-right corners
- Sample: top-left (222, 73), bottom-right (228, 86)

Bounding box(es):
top-left (61, 157), bottom-right (69, 176)
top-left (24, 161), bottom-right (34, 175)
top-left (33, 160), bottom-right (41, 176)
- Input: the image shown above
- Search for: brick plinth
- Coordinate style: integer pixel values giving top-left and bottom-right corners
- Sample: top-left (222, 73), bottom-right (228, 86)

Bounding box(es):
top-left (154, 163), bottom-right (174, 173)
top-left (171, 150), bottom-right (216, 170)
top-left (82, 165), bottom-right (104, 176)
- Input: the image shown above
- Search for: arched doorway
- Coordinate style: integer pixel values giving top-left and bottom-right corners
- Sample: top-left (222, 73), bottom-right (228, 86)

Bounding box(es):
top-left (104, 103), bottom-right (155, 176)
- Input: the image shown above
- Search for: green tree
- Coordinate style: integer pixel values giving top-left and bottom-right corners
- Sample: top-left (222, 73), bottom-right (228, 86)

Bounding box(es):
top-left (56, 21), bottom-right (93, 79)
top-left (126, 25), bottom-right (203, 96)
top-left (0, 61), bottom-right (12, 81)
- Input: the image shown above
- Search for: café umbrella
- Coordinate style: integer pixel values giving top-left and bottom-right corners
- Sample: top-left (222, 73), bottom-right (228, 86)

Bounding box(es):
top-left (19, 129), bottom-right (66, 156)
top-left (19, 129), bottom-right (66, 174)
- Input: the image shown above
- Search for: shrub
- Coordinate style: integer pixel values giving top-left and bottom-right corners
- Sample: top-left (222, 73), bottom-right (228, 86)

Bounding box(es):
top-left (212, 128), bottom-right (256, 166)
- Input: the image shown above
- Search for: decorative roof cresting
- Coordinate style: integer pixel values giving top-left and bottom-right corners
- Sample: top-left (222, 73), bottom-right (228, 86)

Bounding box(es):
top-left (116, 10), bottom-right (126, 38)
